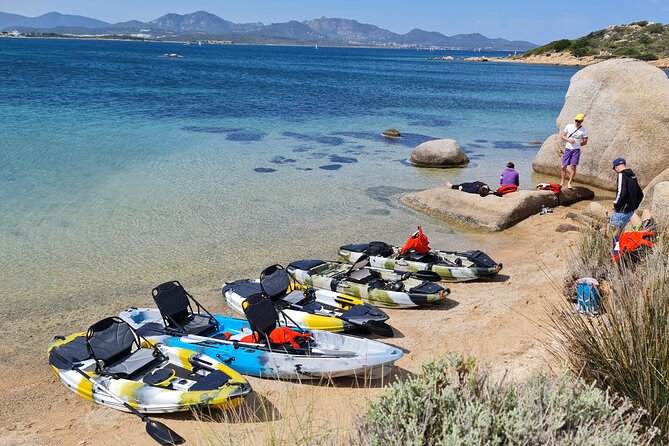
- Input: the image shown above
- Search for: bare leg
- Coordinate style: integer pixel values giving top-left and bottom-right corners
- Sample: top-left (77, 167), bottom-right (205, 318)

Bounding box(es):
top-left (446, 181), bottom-right (453, 188)
top-left (560, 165), bottom-right (567, 187)
top-left (629, 212), bottom-right (642, 229)
top-left (641, 209), bottom-right (652, 221)
top-left (567, 165), bottom-right (577, 188)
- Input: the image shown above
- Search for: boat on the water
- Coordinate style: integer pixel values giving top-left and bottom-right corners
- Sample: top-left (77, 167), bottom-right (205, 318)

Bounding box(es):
top-left (121, 281), bottom-right (403, 380)
top-left (48, 317), bottom-right (251, 414)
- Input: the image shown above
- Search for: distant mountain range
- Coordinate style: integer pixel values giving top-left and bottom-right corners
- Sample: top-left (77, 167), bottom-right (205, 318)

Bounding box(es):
top-left (0, 11), bottom-right (538, 50)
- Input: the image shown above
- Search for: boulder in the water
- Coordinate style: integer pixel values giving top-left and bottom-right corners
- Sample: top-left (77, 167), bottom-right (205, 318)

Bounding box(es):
top-left (383, 128), bottom-right (401, 138)
top-left (410, 139), bottom-right (469, 167)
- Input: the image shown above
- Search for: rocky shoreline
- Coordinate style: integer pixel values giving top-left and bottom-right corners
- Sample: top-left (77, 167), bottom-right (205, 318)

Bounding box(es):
top-left (486, 54), bottom-right (669, 69)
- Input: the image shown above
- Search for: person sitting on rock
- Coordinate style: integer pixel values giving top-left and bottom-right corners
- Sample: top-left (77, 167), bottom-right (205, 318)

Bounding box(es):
top-left (609, 158), bottom-right (647, 234)
top-left (446, 181), bottom-right (492, 197)
top-left (500, 162), bottom-right (519, 187)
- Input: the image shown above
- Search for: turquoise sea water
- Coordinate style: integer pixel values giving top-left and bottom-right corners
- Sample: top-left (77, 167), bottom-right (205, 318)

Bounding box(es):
top-left (0, 38), bottom-right (580, 314)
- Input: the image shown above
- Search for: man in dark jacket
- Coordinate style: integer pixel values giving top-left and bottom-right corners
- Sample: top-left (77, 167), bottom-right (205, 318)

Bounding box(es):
top-left (610, 158), bottom-right (645, 233)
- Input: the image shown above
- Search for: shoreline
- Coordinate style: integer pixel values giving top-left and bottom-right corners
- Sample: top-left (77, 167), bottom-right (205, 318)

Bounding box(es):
top-left (0, 201), bottom-right (591, 445)
top-left (480, 54), bottom-right (669, 69)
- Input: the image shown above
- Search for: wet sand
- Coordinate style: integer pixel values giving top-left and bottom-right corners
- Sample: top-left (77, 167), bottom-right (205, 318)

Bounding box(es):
top-left (0, 203), bottom-right (588, 446)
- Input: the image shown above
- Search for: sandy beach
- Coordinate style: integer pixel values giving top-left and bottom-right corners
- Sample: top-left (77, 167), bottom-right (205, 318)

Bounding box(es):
top-left (0, 200), bottom-right (596, 446)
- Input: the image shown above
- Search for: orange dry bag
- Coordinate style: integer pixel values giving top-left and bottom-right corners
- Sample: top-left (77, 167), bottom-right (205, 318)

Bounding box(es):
top-left (400, 226), bottom-right (431, 255)
top-left (497, 185), bottom-right (518, 195)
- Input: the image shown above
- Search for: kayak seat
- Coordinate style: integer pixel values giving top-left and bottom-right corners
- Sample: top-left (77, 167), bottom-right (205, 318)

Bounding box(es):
top-left (260, 265), bottom-right (293, 299)
top-left (242, 293), bottom-right (310, 349)
top-left (153, 281), bottom-right (218, 336)
top-left (400, 250), bottom-right (440, 263)
top-left (301, 302), bottom-right (323, 314)
top-left (86, 317), bottom-right (162, 378)
top-left (340, 243), bottom-right (369, 253)
top-left (347, 267), bottom-right (380, 284)
top-left (223, 280), bottom-right (262, 299)
top-left (288, 259), bottom-right (327, 271)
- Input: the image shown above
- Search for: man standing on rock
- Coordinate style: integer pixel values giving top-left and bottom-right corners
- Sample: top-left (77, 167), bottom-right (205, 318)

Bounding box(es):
top-left (560, 114), bottom-right (588, 189)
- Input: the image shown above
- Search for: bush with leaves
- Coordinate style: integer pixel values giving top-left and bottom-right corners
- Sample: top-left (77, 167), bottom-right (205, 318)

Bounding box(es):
top-left (354, 355), bottom-right (654, 446)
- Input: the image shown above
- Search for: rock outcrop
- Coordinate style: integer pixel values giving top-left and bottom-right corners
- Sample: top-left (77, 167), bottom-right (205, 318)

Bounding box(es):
top-left (410, 139), bottom-right (469, 167)
top-left (402, 187), bottom-right (593, 231)
top-left (383, 128), bottom-right (401, 138)
top-left (532, 59), bottom-right (669, 192)
top-left (651, 181), bottom-right (669, 225)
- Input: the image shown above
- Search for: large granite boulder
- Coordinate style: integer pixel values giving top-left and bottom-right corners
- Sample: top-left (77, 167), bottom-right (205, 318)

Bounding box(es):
top-left (651, 181), bottom-right (669, 225)
top-left (410, 139), bottom-right (469, 167)
top-left (402, 187), bottom-right (593, 231)
top-left (533, 59), bottom-right (669, 191)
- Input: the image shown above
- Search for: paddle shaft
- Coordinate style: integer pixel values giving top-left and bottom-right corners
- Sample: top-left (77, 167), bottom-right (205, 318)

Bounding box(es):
top-left (182, 334), bottom-right (357, 357)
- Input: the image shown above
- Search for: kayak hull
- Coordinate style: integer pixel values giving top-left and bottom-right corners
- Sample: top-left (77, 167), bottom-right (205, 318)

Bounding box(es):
top-left (48, 333), bottom-right (251, 414)
top-left (338, 245), bottom-right (502, 282)
top-left (222, 279), bottom-right (391, 334)
top-left (120, 308), bottom-right (403, 380)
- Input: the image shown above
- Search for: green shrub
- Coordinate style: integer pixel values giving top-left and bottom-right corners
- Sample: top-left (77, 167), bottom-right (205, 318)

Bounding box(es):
top-left (354, 355), bottom-right (655, 446)
top-left (646, 23), bottom-right (665, 34)
top-left (553, 226), bottom-right (669, 442)
top-left (639, 53), bottom-right (659, 61)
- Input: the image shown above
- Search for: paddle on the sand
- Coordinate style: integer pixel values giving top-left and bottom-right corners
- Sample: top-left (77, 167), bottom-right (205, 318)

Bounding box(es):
top-left (49, 351), bottom-right (185, 445)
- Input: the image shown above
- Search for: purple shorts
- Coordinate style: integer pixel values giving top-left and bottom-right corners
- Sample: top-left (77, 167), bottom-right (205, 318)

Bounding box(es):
top-left (562, 148), bottom-right (581, 166)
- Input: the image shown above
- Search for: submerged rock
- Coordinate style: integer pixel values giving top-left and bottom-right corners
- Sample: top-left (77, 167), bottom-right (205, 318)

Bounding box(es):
top-left (533, 59), bottom-right (669, 191)
top-left (402, 187), bottom-right (594, 231)
top-left (410, 139), bottom-right (469, 167)
top-left (383, 128), bottom-right (401, 138)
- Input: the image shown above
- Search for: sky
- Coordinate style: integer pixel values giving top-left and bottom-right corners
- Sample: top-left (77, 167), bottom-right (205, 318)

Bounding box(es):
top-left (1, 0), bottom-right (668, 44)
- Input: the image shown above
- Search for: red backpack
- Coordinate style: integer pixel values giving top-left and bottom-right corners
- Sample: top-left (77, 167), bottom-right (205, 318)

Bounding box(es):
top-left (612, 231), bottom-right (655, 263)
top-left (497, 185), bottom-right (518, 195)
top-left (400, 226), bottom-right (431, 255)
top-left (535, 183), bottom-right (561, 195)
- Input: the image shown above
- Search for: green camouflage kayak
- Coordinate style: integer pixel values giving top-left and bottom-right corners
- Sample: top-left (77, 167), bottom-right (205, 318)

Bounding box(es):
top-left (337, 242), bottom-right (502, 282)
top-left (287, 259), bottom-right (449, 309)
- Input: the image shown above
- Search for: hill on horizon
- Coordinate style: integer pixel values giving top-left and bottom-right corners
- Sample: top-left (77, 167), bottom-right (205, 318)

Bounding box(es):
top-left (0, 10), bottom-right (537, 50)
top-left (524, 20), bottom-right (669, 61)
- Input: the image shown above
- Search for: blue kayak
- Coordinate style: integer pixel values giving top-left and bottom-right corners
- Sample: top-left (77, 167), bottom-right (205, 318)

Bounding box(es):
top-left (120, 308), bottom-right (403, 380)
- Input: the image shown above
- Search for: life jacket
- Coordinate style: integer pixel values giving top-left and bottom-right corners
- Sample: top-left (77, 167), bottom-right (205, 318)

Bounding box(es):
top-left (239, 327), bottom-right (311, 348)
top-left (496, 185), bottom-right (518, 195)
top-left (400, 226), bottom-right (430, 255)
top-left (612, 231), bottom-right (655, 263)
top-left (535, 183), bottom-right (561, 196)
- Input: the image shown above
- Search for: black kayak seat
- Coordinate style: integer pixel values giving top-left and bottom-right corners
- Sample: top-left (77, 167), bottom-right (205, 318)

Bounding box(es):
top-left (260, 265), bottom-right (292, 299)
top-left (288, 259), bottom-right (327, 271)
top-left (409, 281), bottom-right (445, 295)
top-left (189, 370), bottom-right (230, 391)
top-left (242, 293), bottom-right (279, 340)
top-left (340, 243), bottom-right (369, 253)
top-left (462, 250), bottom-right (498, 268)
top-left (87, 317), bottom-right (159, 377)
top-left (153, 281), bottom-right (218, 336)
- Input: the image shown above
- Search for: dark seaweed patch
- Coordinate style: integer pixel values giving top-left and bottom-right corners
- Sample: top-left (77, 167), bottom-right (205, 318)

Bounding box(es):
top-left (271, 156), bottom-right (297, 164)
top-left (467, 143), bottom-right (485, 149)
top-left (329, 155), bottom-right (358, 164)
top-left (332, 131), bottom-right (435, 148)
top-left (474, 139), bottom-right (488, 143)
top-left (405, 113), bottom-right (451, 128)
top-left (292, 146), bottom-right (312, 153)
top-left (296, 167), bottom-right (313, 171)
top-left (253, 167), bottom-right (277, 173)
top-left (319, 164), bottom-right (342, 171)
top-left (226, 131), bottom-right (267, 142)
top-left (367, 208), bottom-right (391, 216)
top-left (366, 185), bottom-right (420, 205)
top-left (282, 132), bottom-right (344, 146)
top-left (395, 159), bottom-right (414, 167)
top-left (493, 141), bottom-right (536, 150)
top-left (182, 126), bottom-right (242, 134)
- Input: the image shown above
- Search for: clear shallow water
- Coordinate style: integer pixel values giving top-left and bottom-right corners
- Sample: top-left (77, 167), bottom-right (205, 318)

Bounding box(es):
top-left (0, 39), bottom-right (580, 314)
